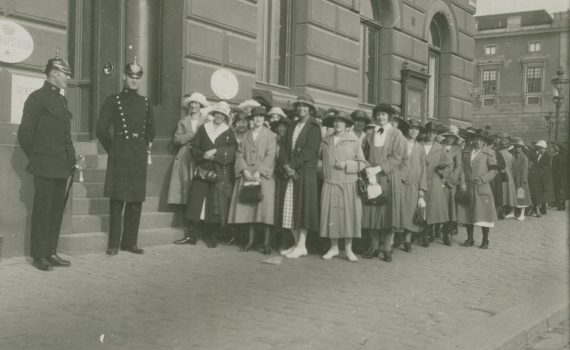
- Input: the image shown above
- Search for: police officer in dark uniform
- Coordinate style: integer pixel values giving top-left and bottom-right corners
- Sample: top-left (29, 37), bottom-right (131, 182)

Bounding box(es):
top-left (96, 58), bottom-right (155, 256)
top-left (17, 53), bottom-right (76, 271)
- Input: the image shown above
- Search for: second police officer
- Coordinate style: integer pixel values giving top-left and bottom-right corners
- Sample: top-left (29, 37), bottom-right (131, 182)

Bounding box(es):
top-left (96, 58), bottom-right (155, 256)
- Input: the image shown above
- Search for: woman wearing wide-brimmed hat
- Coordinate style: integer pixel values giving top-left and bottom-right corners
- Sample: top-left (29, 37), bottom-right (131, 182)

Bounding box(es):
top-left (439, 125), bottom-right (464, 242)
top-left (179, 102), bottom-right (238, 247)
top-left (361, 103), bottom-right (408, 262)
top-left (227, 106), bottom-right (277, 254)
top-left (351, 109), bottom-right (371, 146)
top-left (168, 93), bottom-right (209, 206)
top-left (495, 136), bottom-right (517, 219)
top-left (277, 95), bottom-right (322, 258)
top-left (457, 128), bottom-right (498, 249)
top-left (231, 108), bottom-right (249, 145)
top-left (319, 111), bottom-right (367, 262)
top-left (394, 118), bottom-right (427, 252)
top-left (419, 121), bottom-right (452, 247)
top-left (510, 137), bottom-right (532, 220)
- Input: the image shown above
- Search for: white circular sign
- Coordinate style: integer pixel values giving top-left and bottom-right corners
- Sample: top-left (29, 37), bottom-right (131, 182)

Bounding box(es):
top-left (210, 68), bottom-right (239, 100)
top-left (0, 19), bottom-right (34, 63)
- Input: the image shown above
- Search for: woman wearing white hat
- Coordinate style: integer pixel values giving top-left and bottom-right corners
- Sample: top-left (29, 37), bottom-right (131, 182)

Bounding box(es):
top-left (168, 93), bottom-right (209, 207)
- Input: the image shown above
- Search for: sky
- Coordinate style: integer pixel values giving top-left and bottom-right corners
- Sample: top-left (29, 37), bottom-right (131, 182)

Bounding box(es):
top-left (475, 0), bottom-right (570, 15)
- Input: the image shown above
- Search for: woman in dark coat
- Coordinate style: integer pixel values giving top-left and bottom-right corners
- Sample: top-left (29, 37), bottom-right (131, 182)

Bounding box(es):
top-left (527, 140), bottom-right (554, 216)
top-left (277, 95), bottom-right (322, 259)
top-left (184, 102), bottom-right (238, 247)
top-left (552, 143), bottom-right (569, 210)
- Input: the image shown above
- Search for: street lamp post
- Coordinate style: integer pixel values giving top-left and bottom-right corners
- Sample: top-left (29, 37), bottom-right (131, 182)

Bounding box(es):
top-left (551, 67), bottom-right (569, 143)
top-left (544, 112), bottom-right (553, 144)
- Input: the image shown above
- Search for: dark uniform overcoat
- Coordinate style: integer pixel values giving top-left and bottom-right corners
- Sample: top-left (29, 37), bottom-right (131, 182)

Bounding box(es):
top-left (18, 81), bottom-right (76, 178)
top-left (96, 88), bottom-right (155, 202)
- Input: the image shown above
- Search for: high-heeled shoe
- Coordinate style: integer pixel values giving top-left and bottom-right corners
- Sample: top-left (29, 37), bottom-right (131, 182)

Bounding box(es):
top-left (403, 242), bottom-right (412, 253)
top-left (382, 250), bottom-right (392, 262)
top-left (362, 248), bottom-right (380, 259)
top-left (461, 239), bottom-right (474, 247)
top-left (259, 244), bottom-right (271, 255)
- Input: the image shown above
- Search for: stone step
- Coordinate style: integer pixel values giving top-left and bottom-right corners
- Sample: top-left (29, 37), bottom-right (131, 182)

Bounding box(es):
top-left (74, 168), bottom-right (106, 183)
top-left (72, 211), bottom-right (180, 233)
top-left (58, 227), bottom-right (186, 255)
top-left (82, 154), bottom-right (107, 170)
top-left (72, 197), bottom-right (161, 215)
top-left (72, 183), bottom-right (105, 198)
top-left (73, 141), bottom-right (99, 155)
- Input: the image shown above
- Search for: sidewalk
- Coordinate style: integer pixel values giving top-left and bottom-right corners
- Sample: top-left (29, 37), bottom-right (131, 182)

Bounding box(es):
top-left (0, 210), bottom-right (567, 350)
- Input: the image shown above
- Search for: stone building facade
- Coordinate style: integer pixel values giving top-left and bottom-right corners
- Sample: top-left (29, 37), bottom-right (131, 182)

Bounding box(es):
top-left (472, 10), bottom-right (570, 143)
top-left (0, 0), bottom-right (475, 257)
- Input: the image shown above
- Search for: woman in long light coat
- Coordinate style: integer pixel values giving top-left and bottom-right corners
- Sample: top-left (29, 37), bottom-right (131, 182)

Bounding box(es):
top-left (457, 129), bottom-right (498, 249)
top-left (420, 122), bottom-right (451, 247)
top-left (168, 93), bottom-right (208, 206)
top-left (361, 104), bottom-right (407, 262)
top-left (497, 138), bottom-right (517, 218)
top-left (510, 137), bottom-right (532, 220)
top-left (319, 112), bottom-right (367, 262)
top-left (227, 107), bottom-right (277, 254)
top-left (396, 118), bottom-right (427, 252)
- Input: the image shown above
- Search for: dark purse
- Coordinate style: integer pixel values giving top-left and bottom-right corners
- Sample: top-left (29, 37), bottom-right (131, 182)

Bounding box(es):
top-left (194, 166), bottom-right (218, 183)
top-left (357, 170), bottom-right (386, 206)
top-left (455, 189), bottom-right (471, 206)
top-left (239, 182), bottom-right (263, 203)
top-left (413, 206), bottom-right (426, 226)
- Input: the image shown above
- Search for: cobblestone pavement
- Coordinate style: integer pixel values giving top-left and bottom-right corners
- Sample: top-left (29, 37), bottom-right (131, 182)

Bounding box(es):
top-left (0, 210), bottom-right (567, 350)
top-left (523, 320), bottom-right (569, 350)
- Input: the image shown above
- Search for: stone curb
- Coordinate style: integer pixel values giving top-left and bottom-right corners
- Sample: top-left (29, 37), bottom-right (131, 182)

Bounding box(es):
top-left (431, 283), bottom-right (569, 350)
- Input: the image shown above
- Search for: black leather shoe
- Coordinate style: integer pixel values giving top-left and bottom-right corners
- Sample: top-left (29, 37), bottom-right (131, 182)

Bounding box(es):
top-left (222, 237), bottom-right (238, 246)
top-left (422, 235), bottom-right (431, 247)
top-left (32, 258), bottom-right (53, 271)
top-left (403, 242), bottom-right (412, 253)
top-left (259, 245), bottom-right (272, 255)
top-left (122, 246), bottom-right (145, 254)
top-left (174, 237), bottom-right (196, 245)
top-left (206, 241), bottom-right (217, 248)
top-left (382, 250), bottom-right (392, 262)
top-left (443, 234), bottom-right (451, 246)
top-left (363, 248), bottom-right (380, 259)
top-left (461, 239), bottom-right (474, 247)
top-left (479, 241), bottom-right (489, 249)
top-left (47, 254), bottom-right (71, 267)
top-left (106, 248), bottom-right (118, 256)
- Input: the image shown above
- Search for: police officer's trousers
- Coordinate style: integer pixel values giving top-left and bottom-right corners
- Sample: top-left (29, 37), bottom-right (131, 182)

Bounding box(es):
top-left (108, 199), bottom-right (142, 249)
top-left (31, 176), bottom-right (67, 259)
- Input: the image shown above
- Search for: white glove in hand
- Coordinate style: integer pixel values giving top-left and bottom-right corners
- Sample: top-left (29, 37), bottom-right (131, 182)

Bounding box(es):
top-left (418, 197), bottom-right (426, 208)
top-left (365, 166), bottom-right (382, 178)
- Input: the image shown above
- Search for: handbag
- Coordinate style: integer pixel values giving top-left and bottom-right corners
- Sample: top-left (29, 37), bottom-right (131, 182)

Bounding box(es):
top-left (413, 206), bottom-right (426, 226)
top-left (516, 188), bottom-right (525, 200)
top-left (357, 171), bottom-right (385, 206)
top-left (239, 181), bottom-right (263, 203)
top-left (455, 189), bottom-right (471, 206)
top-left (194, 166), bottom-right (217, 183)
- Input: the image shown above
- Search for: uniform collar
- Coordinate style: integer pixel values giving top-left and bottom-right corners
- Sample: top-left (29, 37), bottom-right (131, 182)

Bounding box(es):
top-left (122, 87), bottom-right (138, 95)
top-left (43, 81), bottom-right (61, 94)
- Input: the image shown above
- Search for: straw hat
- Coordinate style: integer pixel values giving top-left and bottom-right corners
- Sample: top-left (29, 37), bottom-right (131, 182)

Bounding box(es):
top-left (182, 92), bottom-right (209, 108)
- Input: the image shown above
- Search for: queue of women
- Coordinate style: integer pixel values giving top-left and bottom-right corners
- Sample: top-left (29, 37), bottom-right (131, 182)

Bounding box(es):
top-left (166, 92), bottom-right (569, 263)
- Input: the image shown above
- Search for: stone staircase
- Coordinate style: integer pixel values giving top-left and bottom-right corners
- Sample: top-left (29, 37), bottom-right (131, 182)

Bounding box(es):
top-left (58, 141), bottom-right (185, 254)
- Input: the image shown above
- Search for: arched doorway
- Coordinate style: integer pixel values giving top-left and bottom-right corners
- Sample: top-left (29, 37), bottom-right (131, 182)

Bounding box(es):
top-left (427, 12), bottom-right (453, 120)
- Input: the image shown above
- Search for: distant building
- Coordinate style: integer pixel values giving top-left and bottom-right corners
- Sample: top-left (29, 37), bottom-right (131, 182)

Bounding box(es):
top-left (0, 0), bottom-right (475, 257)
top-left (472, 10), bottom-right (570, 142)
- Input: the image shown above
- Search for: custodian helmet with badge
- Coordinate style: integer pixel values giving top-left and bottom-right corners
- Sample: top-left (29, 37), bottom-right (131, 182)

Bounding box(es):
top-left (124, 57), bottom-right (144, 78)
top-left (43, 50), bottom-right (72, 76)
